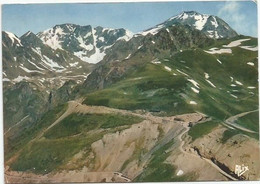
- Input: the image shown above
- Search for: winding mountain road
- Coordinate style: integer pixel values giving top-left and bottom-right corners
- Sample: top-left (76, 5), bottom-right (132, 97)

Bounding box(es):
top-left (224, 109), bottom-right (258, 134)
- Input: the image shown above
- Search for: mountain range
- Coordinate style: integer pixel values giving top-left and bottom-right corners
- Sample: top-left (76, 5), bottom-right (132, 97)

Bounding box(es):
top-left (3, 11), bottom-right (259, 182)
top-left (2, 11), bottom-right (239, 90)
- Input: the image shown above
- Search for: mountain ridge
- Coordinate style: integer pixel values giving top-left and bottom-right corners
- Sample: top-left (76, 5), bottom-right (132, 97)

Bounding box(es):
top-left (4, 11), bottom-right (239, 66)
top-left (36, 24), bottom-right (133, 64)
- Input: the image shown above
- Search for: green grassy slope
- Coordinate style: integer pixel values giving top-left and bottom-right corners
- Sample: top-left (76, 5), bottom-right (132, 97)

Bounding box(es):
top-left (84, 63), bottom-right (193, 115)
top-left (5, 103), bottom-right (68, 160)
top-left (84, 42), bottom-right (257, 115)
top-left (44, 113), bottom-right (143, 139)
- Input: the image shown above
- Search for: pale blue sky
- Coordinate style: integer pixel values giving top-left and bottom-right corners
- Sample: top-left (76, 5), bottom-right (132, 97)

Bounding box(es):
top-left (2, 1), bottom-right (258, 37)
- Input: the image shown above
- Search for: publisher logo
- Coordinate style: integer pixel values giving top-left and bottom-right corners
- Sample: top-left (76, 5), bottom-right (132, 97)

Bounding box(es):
top-left (235, 164), bottom-right (249, 177)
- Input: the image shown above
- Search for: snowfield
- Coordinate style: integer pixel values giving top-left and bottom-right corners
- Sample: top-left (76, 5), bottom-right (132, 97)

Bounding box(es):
top-left (240, 46), bottom-right (258, 51)
top-left (205, 48), bottom-right (232, 54)
top-left (223, 39), bottom-right (251, 48)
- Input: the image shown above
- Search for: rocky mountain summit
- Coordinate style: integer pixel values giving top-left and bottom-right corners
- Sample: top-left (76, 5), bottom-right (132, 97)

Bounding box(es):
top-left (139, 11), bottom-right (238, 39)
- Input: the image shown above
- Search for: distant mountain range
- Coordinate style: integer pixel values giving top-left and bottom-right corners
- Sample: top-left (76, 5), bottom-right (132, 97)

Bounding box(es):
top-left (2, 11), bottom-right (238, 88)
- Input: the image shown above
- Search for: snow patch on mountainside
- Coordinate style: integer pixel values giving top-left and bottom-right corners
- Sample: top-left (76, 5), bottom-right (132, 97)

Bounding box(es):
top-left (117, 29), bottom-right (134, 41)
top-left (230, 94), bottom-right (238, 99)
top-left (77, 36), bottom-right (94, 51)
top-left (206, 79), bottom-right (216, 88)
top-left (204, 48), bottom-right (232, 54)
top-left (211, 16), bottom-right (218, 28)
top-left (32, 47), bottom-right (42, 56)
top-left (39, 27), bottom-right (65, 50)
top-left (223, 39), bottom-right (251, 48)
top-left (188, 79), bottom-right (200, 88)
top-left (247, 62), bottom-right (254, 66)
top-left (194, 14), bottom-right (209, 30)
top-left (19, 65), bottom-right (44, 74)
top-left (69, 62), bottom-right (79, 67)
top-left (191, 87), bottom-right (199, 93)
top-left (74, 28), bottom-right (106, 64)
top-left (217, 59), bottom-right (222, 64)
top-left (98, 37), bottom-right (105, 42)
top-left (84, 32), bottom-right (92, 39)
top-left (125, 54), bottom-right (132, 60)
top-left (164, 66), bottom-right (172, 71)
top-left (13, 76), bottom-right (30, 83)
top-left (235, 80), bottom-right (243, 86)
top-left (138, 45), bottom-right (143, 49)
top-left (176, 69), bottom-right (189, 76)
top-left (42, 55), bottom-right (65, 70)
top-left (27, 60), bottom-right (45, 71)
top-left (3, 78), bottom-right (10, 82)
top-left (204, 72), bottom-right (209, 79)
top-left (189, 101), bottom-right (197, 105)
top-left (247, 86), bottom-right (256, 89)
top-left (37, 25), bottom-right (133, 64)
top-left (240, 46), bottom-right (258, 51)
top-left (140, 24), bottom-right (164, 36)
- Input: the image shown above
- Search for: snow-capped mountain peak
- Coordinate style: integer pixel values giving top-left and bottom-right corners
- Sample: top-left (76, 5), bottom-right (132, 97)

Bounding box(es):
top-left (37, 25), bottom-right (67, 50)
top-left (138, 11), bottom-right (237, 39)
top-left (176, 11), bottom-right (210, 30)
top-left (37, 24), bottom-right (134, 64)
